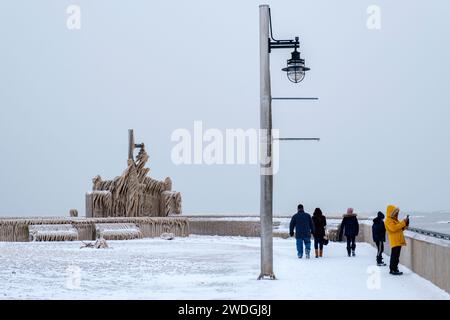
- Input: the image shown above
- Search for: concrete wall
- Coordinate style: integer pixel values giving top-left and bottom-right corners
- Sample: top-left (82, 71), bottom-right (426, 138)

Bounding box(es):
top-left (187, 217), bottom-right (368, 239)
top-left (188, 219), bottom-right (261, 237)
top-left (360, 223), bottom-right (450, 293)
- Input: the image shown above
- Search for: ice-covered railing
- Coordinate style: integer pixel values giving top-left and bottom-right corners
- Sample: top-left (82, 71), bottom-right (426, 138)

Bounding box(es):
top-left (95, 223), bottom-right (143, 240)
top-left (28, 224), bottom-right (78, 241)
top-left (404, 227), bottom-right (450, 241)
top-left (360, 220), bottom-right (450, 241)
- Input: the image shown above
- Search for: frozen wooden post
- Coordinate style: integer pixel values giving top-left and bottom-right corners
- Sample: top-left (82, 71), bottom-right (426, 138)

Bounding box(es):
top-left (128, 129), bottom-right (135, 161)
top-left (69, 209), bottom-right (78, 217)
top-left (128, 129), bottom-right (145, 161)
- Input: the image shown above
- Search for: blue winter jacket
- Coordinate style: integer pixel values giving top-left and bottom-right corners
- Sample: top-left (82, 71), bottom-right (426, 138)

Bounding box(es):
top-left (289, 210), bottom-right (314, 239)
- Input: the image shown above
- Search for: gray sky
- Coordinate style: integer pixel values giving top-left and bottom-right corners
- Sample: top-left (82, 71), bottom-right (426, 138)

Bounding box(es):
top-left (1, 0), bottom-right (449, 217)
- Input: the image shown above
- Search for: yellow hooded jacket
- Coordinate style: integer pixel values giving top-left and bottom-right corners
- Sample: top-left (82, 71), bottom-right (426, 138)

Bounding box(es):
top-left (384, 205), bottom-right (407, 248)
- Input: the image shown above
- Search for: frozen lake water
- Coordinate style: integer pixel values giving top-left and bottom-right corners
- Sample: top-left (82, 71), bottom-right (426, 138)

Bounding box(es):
top-left (0, 236), bottom-right (448, 299)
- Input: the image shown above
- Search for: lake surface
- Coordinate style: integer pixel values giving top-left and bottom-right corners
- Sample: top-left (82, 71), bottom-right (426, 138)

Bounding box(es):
top-left (186, 211), bottom-right (450, 235)
top-left (382, 211), bottom-right (450, 234)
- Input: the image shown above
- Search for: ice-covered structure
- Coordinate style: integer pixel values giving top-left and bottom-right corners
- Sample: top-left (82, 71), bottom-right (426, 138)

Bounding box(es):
top-left (86, 129), bottom-right (182, 218)
top-left (95, 223), bottom-right (143, 240)
top-left (28, 224), bottom-right (78, 241)
top-left (0, 130), bottom-right (188, 242)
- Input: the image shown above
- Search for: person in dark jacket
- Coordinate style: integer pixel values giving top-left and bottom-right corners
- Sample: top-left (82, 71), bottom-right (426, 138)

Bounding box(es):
top-left (289, 204), bottom-right (315, 259)
top-left (312, 208), bottom-right (327, 258)
top-left (372, 211), bottom-right (387, 266)
top-left (338, 208), bottom-right (359, 257)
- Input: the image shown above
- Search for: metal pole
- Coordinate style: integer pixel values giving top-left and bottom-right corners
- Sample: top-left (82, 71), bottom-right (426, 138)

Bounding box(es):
top-left (272, 97), bottom-right (319, 100)
top-left (258, 4), bottom-right (275, 280)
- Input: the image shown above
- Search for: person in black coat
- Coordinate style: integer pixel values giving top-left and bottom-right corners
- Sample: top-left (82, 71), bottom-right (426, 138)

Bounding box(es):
top-left (312, 208), bottom-right (327, 258)
top-left (338, 207), bottom-right (359, 257)
top-left (289, 204), bottom-right (315, 259)
top-left (372, 211), bottom-right (387, 266)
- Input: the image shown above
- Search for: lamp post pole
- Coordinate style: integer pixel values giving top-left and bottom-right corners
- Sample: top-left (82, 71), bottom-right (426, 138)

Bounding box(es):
top-left (257, 4), bottom-right (316, 280)
top-left (258, 4), bottom-right (275, 280)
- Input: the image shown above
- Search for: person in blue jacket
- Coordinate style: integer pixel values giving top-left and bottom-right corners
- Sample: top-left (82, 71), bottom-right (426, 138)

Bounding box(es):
top-left (338, 208), bottom-right (359, 257)
top-left (289, 204), bottom-right (315, 259)
top-left (372, 211), bottom-right (387, 266)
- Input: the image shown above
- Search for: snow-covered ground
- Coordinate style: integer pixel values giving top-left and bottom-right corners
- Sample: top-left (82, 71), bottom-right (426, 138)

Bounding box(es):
top-left (0, 236), bottom-right (448, 299)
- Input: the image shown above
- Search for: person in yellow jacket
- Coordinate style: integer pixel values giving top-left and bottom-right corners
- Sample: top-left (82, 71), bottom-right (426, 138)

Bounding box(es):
top-left (385, 205), bottom-right (410, 275)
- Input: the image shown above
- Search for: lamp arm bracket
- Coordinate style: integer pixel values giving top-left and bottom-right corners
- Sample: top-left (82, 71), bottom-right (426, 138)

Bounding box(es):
top-left (269, 39), bottom-right (299, 53)
top-left (268, 7), bottom-right (299, 53)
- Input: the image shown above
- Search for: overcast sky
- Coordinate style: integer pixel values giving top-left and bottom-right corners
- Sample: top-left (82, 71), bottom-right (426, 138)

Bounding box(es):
top-left (1, 0), bottom-right (449, 217)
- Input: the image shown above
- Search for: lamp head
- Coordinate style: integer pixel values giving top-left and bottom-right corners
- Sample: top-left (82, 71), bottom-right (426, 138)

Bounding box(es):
top-left (282, 47), bottom-right (310, 83)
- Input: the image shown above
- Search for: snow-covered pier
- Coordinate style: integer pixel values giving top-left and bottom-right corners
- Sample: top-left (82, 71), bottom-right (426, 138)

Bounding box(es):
top-left (0, 215), bottom-right (450, 299)
top-left (0, 236), bottom-right (448, 299)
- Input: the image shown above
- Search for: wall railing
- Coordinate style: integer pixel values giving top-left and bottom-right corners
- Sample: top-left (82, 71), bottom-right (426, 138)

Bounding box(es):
top-left (406, 227), bottom-right (450, 241)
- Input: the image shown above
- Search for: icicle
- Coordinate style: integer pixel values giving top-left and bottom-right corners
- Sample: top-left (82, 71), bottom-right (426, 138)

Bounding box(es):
top-left (28, 224), bottom-right (78, 242)
top-left (0, 216), bottom-right (189, 241)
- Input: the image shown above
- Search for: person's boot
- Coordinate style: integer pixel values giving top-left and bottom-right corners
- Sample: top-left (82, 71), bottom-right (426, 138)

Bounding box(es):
top-left (306, 250), bottom-right (310, 259)
top-left (315, 249), bottom-right (319, 258)
top-left (377, 257), bottom-right (386, 266)
top-left (319, 249), bottom-right (323, 257)
top-left (352, 250), bottom-right (356, 257)
top-left (347, 247), bottom-right (351, 257)
top-left (390, 270), bottom-right (403, 275)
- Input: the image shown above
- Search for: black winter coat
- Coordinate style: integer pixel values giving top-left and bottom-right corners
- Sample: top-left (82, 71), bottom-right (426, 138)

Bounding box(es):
top-left (372, 212), bottom-right (386, 242)
top-left (312, 215), bottom-right (327, 238)
top-left (338, 214), bottom-right (359, 240)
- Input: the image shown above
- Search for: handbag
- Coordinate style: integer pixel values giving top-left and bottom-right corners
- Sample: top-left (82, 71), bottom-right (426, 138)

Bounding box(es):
top-left (323, 228), bottom-right (329, 246)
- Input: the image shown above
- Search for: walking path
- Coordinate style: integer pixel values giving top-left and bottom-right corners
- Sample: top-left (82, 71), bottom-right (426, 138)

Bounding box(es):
top-left (0, 236), bottom-right (448, 299)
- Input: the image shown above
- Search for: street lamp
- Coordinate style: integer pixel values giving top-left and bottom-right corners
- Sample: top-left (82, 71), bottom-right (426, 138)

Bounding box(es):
top-left (282, 45), bottom-right (310, 83)
top-left (258, 5), bottom-right (312, 280)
